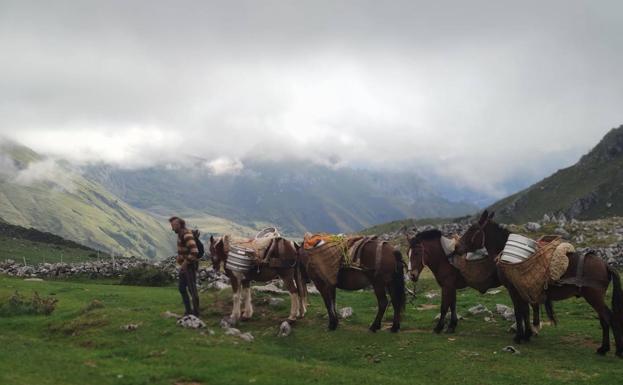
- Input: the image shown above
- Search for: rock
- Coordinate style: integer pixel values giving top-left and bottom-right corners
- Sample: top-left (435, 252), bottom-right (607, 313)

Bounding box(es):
top-left (177, 315), bottom-right (206, 329)
top-left (239, 332), bottom-right (254, 342)
top-left (468, 304), bottom-right (489, 316)
top-left (495, 304), bottom-right (515, 321)
top-left (424, 291), bottom-right (439, 300)
top-left (278, 321), bottom-right (292, 337)
top-left (542, 214), bottom-right (551, 223)
top-left (525, 222), bottom-right (541, 232)
top-left (23, 278), bottom-right (44, 282)
top-left (224, 327), bottom-right (241, 336)
top-left (554, 228), bottom-right (570, 238)
top-left (268, 297), bottom-right (285, 307)
top-left (486, 289), bottom-right (502, 295)
top-left (484, 316), bottom-right (494, 323)
top-left (252, 283), bottom-right (288, 295)
top-left (220, 317), bottom-right (234, 329)
top-left (502, 346), bottom-right (520, 354)
top-left (121, 323), bottom-right (139, 331)
top-left (206, 281), bottom-right (230, 291)
top-left (162, 310), bottom-right (182, 319)
top-left (306, 285), bottom-right (320, 295)
top-left (339, 307), bottom-right (353, 319)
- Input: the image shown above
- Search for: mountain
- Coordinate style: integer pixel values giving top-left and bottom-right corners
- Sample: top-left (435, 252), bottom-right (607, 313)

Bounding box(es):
top-left (86, 159), bottom-right (478, 235)
top-left (0, 141), bottom-right (174, 259)
top-left (489, 124), bottom-right (623, 223)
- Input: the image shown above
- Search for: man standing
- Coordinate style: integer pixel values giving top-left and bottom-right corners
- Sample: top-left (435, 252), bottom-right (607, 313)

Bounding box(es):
top-left (169, 216), bottom-right (200, 316)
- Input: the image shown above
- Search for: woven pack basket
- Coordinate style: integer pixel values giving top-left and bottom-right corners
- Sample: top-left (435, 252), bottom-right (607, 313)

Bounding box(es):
top-left (453, 256), bottom-right (497, 293)
top-left (497, 236), bottom-right (562, 304)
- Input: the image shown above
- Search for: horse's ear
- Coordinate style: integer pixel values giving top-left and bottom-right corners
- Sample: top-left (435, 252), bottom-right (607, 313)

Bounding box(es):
top-left (488, 211), bottom-right (495, 220)
top-left (478, 210), bottom-right (489, 225)
top-left (209, 235), bottom-right (214, 244)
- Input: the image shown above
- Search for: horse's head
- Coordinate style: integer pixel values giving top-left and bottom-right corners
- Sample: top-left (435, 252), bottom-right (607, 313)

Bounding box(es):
top-left (407, 235), bottom-right (425, 282)
top-left (454, 210), bottom-right (495, 256)
top-left (209, 235), bottom-right (229, 271)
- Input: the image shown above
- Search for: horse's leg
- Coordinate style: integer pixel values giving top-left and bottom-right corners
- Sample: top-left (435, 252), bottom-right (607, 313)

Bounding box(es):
top-left (370, 280), bottom-right (389, 332)
top-left (447, 288), bottom-right (458, 333)
top-left (316, 280), bottom-right (338, 330)
top-left (294, 267), bottom-right (308, 318)
top-left (584, 288), bottom-right (612, 355)
top-left (531, 303), bottom-right (541, 335)
top-left (241, 280), bottom-right (253, 320)
top-left (434, 286), bottom-right (452, 334)
top-left (507, 287), bottom-right (526, 344)
top-left (388, 282), bottom-right (402, 333)
top-left (230, 275), bottom-right (242, 324)
top-left (521, 300), bottom-right (533, 342)
top-left (283, 271), bottom-right (300, 322)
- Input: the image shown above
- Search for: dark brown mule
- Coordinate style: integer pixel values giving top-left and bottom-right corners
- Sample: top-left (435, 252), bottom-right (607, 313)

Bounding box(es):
top-left (299, 241), bottom-right (406, 332)
top-left (407, 229), bottom-right (542, 334)
top-left (209, 236), bottom-right (308, 324)
top-left (455, 210), bottom-right (623, 356)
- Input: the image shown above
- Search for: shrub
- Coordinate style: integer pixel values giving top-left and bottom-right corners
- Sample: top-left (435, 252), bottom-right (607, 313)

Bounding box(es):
top-left (120, 267), bottom-right (172, 287)
top-left (82, 299), bottom-right (105, 313)
top-left (0, 291), bottom-right (58, 316)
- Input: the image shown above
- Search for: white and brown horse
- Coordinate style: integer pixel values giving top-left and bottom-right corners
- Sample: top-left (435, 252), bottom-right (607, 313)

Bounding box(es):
top-left (209, 235), bottom-right (308, 324)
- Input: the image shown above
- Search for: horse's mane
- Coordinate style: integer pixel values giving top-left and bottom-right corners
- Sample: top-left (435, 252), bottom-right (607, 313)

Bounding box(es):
top-left (412, 229), bottom-right (442, 246)
top-left (489, 221), bottom-right (511, 237)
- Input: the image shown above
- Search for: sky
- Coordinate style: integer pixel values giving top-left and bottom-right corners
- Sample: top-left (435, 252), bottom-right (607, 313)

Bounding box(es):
top-left (1, 0), bottom-right (622, 199)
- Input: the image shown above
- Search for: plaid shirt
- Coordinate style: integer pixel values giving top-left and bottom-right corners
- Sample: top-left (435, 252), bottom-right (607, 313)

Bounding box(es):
top-left (177, 229), bottom-right (199, 262)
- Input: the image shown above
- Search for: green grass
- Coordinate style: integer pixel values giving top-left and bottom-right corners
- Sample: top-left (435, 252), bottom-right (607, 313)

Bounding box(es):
top-left (0, 235), bottom-right (103, 264)
top-left (1, 273), bottom-right (622, 385)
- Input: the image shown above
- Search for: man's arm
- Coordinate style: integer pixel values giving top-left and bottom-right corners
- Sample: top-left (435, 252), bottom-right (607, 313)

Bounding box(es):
top-left (183, 231), bottom-right (199, 262)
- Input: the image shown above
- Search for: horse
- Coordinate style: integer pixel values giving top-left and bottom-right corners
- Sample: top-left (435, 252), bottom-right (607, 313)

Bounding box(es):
top-left (209, 235), bottom-right (308, 324)
top-left (298, 238), bottom-right (406, 332)
top-left (407, 228), bottom-right (543, 334)
top-left (454, 210), bottom-right (623, 356)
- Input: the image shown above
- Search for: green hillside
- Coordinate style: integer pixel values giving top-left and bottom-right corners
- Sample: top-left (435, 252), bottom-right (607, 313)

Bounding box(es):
top-left (0, 221), bottom-right (106, 264)
top-left (0, 141), bottom-right (174, 259)
top-left (489, 125), bottom-right (623, 223)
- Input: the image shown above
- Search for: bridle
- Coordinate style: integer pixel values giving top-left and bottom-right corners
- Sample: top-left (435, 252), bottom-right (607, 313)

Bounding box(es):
top-left (407, 241), bottom-right (427, 276)
top-left (469, 221), bottom-right (488, 251)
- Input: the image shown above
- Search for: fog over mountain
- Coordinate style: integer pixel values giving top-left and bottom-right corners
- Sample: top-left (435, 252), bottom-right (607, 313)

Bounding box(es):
top-left (1, 1), bottom-right (622, 203)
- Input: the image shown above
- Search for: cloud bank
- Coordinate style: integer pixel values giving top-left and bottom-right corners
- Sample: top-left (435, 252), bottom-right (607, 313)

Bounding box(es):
top-left (1, 0), bottom-right (622, 198)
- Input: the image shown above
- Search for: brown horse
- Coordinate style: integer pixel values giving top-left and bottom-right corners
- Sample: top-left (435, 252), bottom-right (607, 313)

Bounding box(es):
top-left (299, 240), bottom-right (406, 332)
top-left (454, 210), bottom-right (623, 356)
top-left (209, 235), bottom-right (308, 324)
top-left (407, 229), bottom-right (543, 334)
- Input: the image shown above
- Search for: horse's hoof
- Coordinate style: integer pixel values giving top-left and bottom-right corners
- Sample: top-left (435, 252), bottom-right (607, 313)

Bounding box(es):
top-left (445, 328), bottom-right (456, 334)
top-left (513, 336), bottom-right (522, 345)
top-left (615, 350), bottom-right (623, 358)
top-left (596, 347), bottom-right (609, 356)
top-left (369, 325), bottom-right (380, 333)
top-left (390, 326), bottom-right (400, 333)
top-left (433, 327), bottom-right (443, 334)
top-left (328, 322), bottom-right (338, 331)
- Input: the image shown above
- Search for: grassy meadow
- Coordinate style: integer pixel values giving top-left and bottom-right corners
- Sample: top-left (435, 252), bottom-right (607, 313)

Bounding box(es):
top-left (1, 271), bottom-right (622, 385)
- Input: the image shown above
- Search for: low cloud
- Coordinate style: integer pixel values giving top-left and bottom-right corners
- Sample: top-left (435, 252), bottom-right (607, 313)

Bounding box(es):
top-left (1, 1), bottom-right (622, 199)
top-left (204, 157), bottom-right (244, 176)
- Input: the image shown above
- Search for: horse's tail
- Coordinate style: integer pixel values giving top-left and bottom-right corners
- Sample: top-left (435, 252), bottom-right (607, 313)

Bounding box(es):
top-left (544, 297), bottom-right (557, 326)
top-left (608, 266), bottom-right (623, 324)
top-left (392, 249), bottom-right (406, 312)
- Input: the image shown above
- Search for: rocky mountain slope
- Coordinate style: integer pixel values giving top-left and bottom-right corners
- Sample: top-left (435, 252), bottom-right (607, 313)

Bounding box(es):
top-left (488, 124), bottom-right (623, 223)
